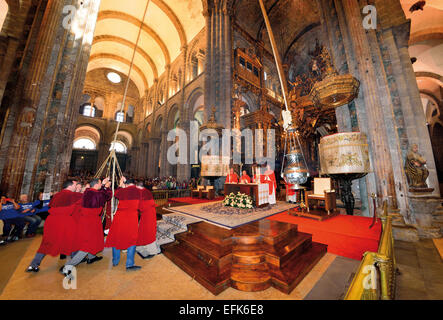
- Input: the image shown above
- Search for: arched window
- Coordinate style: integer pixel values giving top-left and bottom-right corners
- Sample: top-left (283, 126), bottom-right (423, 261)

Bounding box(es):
top-left (82, 104), bottom-right (96, 117)
top-left (110, 141), bottom-right (127, 154)
top-left (115, 111), bottom-right (125, 123)
top-left (73, 138), bottom-right (96, 150)
top-left (0, 1), bottom-right (8, 32)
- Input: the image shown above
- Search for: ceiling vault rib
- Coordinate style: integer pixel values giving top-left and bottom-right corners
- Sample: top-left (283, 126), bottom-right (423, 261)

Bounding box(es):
top-left (97, 10), bottom-right (171, 65)
top-left (152, 0), bottom-right (187, 46)
top-left (93, 35), bottom-right (159, 80)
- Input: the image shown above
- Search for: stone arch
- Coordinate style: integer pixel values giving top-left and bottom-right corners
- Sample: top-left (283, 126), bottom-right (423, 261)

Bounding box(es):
top-left (239, 91), bottom-right (258, 113)
top-left (154, 115), bottom-right (163, 138)
top-left (168, 104), bottom-right (180, 130)
top-left (74, 125), bottom-right (103, 145)
top-left (185, 87), bottom-right (204, 123)
top-left (145, 122), bottom-right (152, 139)
top-left (115, 130), bottom-right (134, 150)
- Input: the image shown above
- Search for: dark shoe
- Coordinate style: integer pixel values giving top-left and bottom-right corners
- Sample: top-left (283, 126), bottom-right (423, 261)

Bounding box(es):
top-left (59, 266), bottom-right (65, 275)
top-left (59, 254), bottom-right (67, 260)
top-left (0, 240), bottom-right (6, 246)
top-left (136, 251), bottom-right (155, 260)
top-left (26, 266), bottom-right (39, 273)
top-left (87, 256), bottom-right (103, 265)
top-left (59, 266), bottom-right (73, 279)
top-left (126, 265), bottom-right (142, 272)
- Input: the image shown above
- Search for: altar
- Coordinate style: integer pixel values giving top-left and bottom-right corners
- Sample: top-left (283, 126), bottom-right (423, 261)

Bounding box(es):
top-left (224, 183), bottom-right (269, 207)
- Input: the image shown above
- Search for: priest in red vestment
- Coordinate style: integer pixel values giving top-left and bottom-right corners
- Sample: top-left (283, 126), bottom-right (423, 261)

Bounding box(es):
top-left (240, 171), bottom-right (251, 184)
top-left (225, 168), bottom-right (239, 184)
top-left (105, 177), bottom-right (142, 271)
top-left (285, 180), bottom-right (297, 203)
top-left (264, 165), bottom-right (277, 204)
top-left (27, 180), bottom-right (82, 272)
top-left (136, 181), bottom-right (160, 259)
top-left (61, 178), bottom-right (111, 278)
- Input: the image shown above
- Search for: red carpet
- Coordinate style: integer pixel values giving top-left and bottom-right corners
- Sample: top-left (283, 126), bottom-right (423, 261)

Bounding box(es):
top-left (168, 197), bottom-right (224, 205)
top-left (267, 213), bottom-right (382, 260)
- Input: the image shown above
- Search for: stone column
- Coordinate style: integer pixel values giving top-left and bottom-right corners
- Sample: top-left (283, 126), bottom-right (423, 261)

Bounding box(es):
top-left (317, 0), bottom-right (375, 216)
top-left (0, 0), bottom-right (68, 197)
top-left (177, 45), bottom-right (191, 182)
top-left (203, 0), bottom-right (233, 129)
top-left (159, 129), bottom-right (169, 177)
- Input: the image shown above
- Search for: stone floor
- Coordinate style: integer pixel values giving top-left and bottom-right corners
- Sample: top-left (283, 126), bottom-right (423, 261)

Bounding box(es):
top-left (0, 235), bottom-right (442, 300)
top-left (395, 239), bottom-right (443, 300)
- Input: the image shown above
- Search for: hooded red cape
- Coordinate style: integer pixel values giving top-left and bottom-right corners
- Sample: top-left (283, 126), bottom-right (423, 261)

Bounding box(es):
top-left (136, 187), bottom-right (157, 246)
top-left (37, 190), bottom-right (83, 256)
top-left (105, 186), bottom-right (140, 250)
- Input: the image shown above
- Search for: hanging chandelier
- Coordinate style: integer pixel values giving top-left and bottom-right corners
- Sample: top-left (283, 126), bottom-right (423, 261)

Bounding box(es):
top-left (309, 47), bottom-right (360, 109)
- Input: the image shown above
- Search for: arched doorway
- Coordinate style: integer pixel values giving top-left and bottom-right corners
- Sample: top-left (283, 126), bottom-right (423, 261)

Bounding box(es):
top-left (70, 126), bottom-right (101, 176)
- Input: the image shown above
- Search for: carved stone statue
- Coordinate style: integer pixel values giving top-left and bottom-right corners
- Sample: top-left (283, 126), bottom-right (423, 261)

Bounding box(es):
top-left (405, 144), bottom-right (430, 189)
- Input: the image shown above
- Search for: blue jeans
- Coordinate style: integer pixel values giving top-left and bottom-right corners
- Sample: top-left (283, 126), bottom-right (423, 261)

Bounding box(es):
top-left (2, 218), bottom-right (26, 238)
top-left (23, 215), bottom-right (42, 235)
top-left (112, 246), bottom-right (136, 268)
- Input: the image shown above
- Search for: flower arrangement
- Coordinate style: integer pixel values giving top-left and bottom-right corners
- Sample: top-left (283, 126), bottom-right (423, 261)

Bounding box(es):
top-left (223, 192), bottom-right (254, 209)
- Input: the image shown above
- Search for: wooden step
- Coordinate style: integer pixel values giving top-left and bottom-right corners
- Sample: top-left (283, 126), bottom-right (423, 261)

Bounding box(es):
top-left (231, 262), bottom-right (272, 292)
top-left (269, 242), bottom-right (328, 294)
top-left (265, 232), bottom-right (314, 268)
top-left (162, 241), bottom-right (231, 295)
top-left (162, 219), bottom-right (328, 295)
top-left (175, 230), bottom-right (232, 259)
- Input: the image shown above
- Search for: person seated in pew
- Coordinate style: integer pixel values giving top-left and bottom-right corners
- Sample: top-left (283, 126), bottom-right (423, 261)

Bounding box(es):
top-left (1, 195), bottom-right (26, 243)
top-left (18, 194), bottom-right (42, 238)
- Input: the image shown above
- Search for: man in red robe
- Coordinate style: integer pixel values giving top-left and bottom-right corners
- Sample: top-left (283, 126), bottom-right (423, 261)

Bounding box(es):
top-left (26, 180), bottom-right (82, 272)
top-left (240, 170), bottom-right (251, 184)
top-left (285, 180), bottom-right (297, 203)
top-left (61, 178), bottom-right (111, 278)
top-left (136, 181), bottom-right (160, 259)
top-left (105, 177), bottom-right (142, 271)
top-left (264, 165), bottom-right (277, 204)
top-left (225, 168), bottom-right (239, 184)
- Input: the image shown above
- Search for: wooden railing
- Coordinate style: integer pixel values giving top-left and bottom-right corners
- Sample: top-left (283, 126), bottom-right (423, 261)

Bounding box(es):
top-left (151, 189), bottom-right (191, 207)
top-left (344, 200), bottom-right (397, 300)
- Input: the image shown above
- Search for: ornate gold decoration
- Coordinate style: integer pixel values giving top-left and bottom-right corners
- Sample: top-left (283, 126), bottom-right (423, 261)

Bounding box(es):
top-left (199, 106), bottom-right (224, 135)
top-left (309, 47), bottom-right (360, 109)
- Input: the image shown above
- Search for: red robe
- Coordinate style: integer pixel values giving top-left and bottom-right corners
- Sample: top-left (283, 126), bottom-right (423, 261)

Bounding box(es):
top-left (240, 174), bottom-right (251, 184)
top-left (137, 187), bottom-right (157, 246)
top-left (37, 190), bottom-right (83, 256)
top-left (286, 182), bottom-right (296, 196)
top-left (265, 170), bottom-right (277, 195)
top-left (226, 173), bottom-right (239, 184)
top-left (75, 188), bottom-right (111, 255)
top-left (105, 186), bottom-right (140, 250)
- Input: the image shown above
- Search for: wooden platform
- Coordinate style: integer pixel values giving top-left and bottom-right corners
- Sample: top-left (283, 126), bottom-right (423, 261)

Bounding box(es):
top-left (288, 208), bottom-right (340, 221)
top-left (161, 218), bottom-right (327, 295)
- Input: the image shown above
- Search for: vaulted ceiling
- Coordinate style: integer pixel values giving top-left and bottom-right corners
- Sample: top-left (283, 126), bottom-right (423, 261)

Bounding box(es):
top-left (87, 0), bottom-right (205, 96)
top-left (233, 0), bottom-right (321, 60)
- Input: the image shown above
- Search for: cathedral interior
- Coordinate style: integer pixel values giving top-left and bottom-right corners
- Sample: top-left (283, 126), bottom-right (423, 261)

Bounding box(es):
top-left (0, 0), bottom-right (442, 301)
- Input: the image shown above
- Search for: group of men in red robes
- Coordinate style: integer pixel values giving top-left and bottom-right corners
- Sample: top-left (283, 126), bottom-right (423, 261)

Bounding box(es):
top-left (225, 168), bottom-right (252, 184)
top-left (27, 176), bottom-right (158, 278)
top-left (225, 165), bottom-right (277, 204)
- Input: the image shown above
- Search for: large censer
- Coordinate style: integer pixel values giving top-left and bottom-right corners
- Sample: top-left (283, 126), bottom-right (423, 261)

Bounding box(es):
top-left (281, 129), bottom-right (310, 189)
